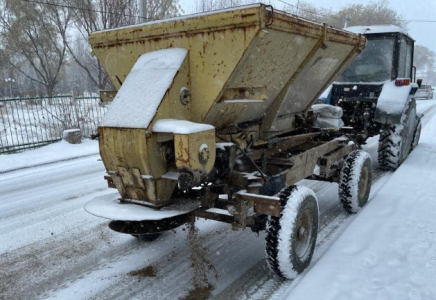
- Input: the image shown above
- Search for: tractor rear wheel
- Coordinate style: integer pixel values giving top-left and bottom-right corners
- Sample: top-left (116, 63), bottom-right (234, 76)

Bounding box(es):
top-left (378, 106), bottom-right (416, 170)
top-left (265, 185), bottom-right (319, 279)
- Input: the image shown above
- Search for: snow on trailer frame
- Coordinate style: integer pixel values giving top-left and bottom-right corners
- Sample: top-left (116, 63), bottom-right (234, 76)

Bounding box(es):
top-left (85, 4), bottom-right (372, 278)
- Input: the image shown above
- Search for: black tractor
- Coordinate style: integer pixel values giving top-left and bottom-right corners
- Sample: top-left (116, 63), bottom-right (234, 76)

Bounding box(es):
top-left (329, 25), bottom-right (422, 170)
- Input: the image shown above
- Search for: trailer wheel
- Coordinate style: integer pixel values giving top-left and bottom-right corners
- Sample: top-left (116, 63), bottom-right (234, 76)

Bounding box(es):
top-left (131, 233), bottom-right (160, 242)
top-left (378, 107), bottom-right (416, 170)
top-left (265, 186), bottom-right (319, 279)
top-left (410, 119), bottom-right (422, 152)
top-left (339, 150), bottom-right (372, 213)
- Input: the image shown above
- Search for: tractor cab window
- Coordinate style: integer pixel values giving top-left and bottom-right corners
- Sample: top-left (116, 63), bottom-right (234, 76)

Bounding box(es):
top-left (397, 37), bottom-right (413, 79)
top-left (336, 38), bottom-right (394, 83)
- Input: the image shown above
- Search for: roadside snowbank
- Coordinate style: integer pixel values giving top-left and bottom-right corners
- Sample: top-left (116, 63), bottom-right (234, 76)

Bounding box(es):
top-left (417, 99), bottom-right (436, 114)
top-left (283, 105), bottom-right (436, 299)
top-left (0, 139), bottom-right (98, 173)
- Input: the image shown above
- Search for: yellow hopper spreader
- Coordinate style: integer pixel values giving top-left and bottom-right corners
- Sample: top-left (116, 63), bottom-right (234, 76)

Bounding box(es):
top-left (85, 4), bottom-right (370, 278)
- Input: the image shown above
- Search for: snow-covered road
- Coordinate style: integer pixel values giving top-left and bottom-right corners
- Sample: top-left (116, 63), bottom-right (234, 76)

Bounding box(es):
top-left (0, 153), bottom-right (342, 300)
top-left (0, 100), bottom-right (435, 300)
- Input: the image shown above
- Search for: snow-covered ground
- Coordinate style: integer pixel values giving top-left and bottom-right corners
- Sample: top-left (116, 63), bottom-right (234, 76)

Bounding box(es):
top-left (0, 139), bottom-right (98, 173)
top-left (0, 100), bottom-right (435, 300)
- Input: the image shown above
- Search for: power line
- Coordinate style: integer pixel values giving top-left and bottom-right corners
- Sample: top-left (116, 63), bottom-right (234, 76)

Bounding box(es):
top-left (20, 0), bottom-right (436, 24)
top-left (275, 0), bottom-right (436, 23)
top-left (406, 20), bottom-right (436, 23)
top-left (20, 0), bottom-right (155, 21)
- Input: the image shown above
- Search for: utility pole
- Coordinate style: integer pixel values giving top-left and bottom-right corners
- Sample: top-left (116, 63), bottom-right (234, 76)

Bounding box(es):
top-left (139, 0), bottom-right (147, 23)
top-left (5, 78), bottom-right (14, 98)
top-left (344, 14), bottom-right (350, 28)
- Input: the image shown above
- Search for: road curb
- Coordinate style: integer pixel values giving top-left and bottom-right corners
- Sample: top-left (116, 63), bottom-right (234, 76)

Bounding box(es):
top-left (0, 153), bottom-right (100, 175)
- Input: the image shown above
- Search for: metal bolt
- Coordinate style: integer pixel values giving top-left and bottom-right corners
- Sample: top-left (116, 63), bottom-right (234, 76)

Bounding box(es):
top-left (198, 145), bottom-right (210, 164)
top-left (180, 88), bottom-right (190, 105)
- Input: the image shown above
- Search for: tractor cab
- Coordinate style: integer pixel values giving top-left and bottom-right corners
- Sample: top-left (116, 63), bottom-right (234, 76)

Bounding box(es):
top-left (330, 25), bottom-right (419, 136)
top-left (336, 25), bottom-right (414, 84)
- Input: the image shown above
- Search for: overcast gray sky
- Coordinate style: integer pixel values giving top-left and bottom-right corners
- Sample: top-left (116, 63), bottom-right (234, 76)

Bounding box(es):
top-left (180, 0), bottom-right (436, 53)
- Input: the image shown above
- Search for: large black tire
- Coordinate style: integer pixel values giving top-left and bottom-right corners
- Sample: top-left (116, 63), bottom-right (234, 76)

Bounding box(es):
top-left (131, 233), bottom-right (160, 242)
top-left (378, 106), bottom-right (416, 170)
top-left (339, 150), bottom-right (372, 214)
top-left (265, 185), bottom-right (319, 279)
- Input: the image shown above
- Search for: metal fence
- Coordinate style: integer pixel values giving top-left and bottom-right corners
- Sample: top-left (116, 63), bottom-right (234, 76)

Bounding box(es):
top-left (0, 95), bottom-right (107, 154)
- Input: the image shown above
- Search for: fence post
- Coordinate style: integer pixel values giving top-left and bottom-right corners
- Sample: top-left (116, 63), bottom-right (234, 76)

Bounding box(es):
top-left (71, 91), bottom-right (81, 130)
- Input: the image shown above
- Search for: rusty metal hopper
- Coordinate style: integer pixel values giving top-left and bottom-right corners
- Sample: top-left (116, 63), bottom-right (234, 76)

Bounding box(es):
top-left (89, 4), bottom-right (365, 206)
top-left (90, 4), bottom-right (365, 133)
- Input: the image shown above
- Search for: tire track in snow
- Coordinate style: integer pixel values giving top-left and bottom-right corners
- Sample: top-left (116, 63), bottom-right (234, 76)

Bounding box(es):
top-left (0, 155), bottom-right (101, 191)
top-left (30, 180), bottom-right (327, 300)
top-left (0, 156), bottom-right (111, 299)
top-left (84, 223), bottom-right (264, 300)
top-left (0, 159), bottom-right (105, 218)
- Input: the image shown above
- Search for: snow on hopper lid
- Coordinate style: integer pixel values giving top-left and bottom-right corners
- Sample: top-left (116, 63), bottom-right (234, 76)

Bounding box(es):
top-left (100, 48), bottom-right (188, 129)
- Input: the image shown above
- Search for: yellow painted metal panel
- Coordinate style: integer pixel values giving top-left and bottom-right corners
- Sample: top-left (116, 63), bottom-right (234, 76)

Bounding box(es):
top-left (90, 5), bottom-right (363, 130)
top-left (91, 4), bottom-right (365, 206)
top-left (174, 129), bottom-right (216, 174)
top-left (98, 127), bottom-right (151, 176)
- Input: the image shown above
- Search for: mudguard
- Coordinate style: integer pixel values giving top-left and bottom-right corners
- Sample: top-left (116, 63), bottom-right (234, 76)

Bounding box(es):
top-left (374, 81), bottom-right (417, 125)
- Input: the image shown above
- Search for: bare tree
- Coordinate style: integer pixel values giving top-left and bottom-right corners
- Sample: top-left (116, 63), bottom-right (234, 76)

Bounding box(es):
top-left (51, 0), bottom-right (140, 91)
top-left (140, 0), bottom-right (182, 21)
top-left (56, 0), bottom-right (181, 92)
top-left (282, 1), bottom-right (336, 25)
top-left (0, 0), bottom-right (72, 96)
top-left (414, 45), bottom-right (436, 78)
top-left (332, 0), bottom-right (408, 28)
top-left (282, 0), bottom-right (407, 29)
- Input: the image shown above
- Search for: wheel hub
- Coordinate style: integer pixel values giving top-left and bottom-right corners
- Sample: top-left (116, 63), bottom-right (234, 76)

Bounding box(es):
top-left (358, 166), bottom-right (369, 202)
top-left (295, 208), bottom-right (313, 260)
top-left (297, 227), bottom-right (307, 240)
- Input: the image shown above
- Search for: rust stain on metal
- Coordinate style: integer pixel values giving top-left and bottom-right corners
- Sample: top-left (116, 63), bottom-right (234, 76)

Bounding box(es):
top-left (241, 13), bottom-right (257, 18)
top-left (91, 4), bottom-right (364, 207)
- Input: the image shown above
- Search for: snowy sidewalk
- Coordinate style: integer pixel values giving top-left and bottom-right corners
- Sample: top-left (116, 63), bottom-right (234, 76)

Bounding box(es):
top-left (283, 108), bottom-right (436, 299)
top-left (0, 139), bottom-right (99, 174)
